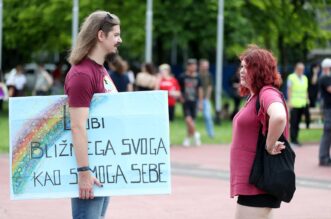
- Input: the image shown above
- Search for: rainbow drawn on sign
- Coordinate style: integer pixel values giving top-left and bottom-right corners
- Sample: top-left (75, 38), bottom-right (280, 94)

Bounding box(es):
top-left (11, 96), bottom-right (105, 195)
top-left (11, 98), bottom-right (67, 194)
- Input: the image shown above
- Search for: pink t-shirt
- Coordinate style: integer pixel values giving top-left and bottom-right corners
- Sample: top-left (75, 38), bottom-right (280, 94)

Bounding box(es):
top-left (64, 58), bottom-right (117, 107)
top-left (230, 86), bottom-right (289, 197)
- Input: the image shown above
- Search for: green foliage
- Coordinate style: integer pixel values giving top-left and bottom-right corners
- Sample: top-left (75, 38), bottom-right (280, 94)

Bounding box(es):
top-left (4, 0), bottom-right (72, 52)
top-left (0, 102), bottom-right (8, 153)
top-left (1, 0), bottom-right (331, 68)
top-left (223, 0), bottom-right (257, 59)
top-left (243, 0), bottom-right (331, 69)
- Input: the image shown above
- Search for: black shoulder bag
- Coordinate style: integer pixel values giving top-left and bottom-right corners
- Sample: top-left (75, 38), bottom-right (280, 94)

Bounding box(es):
top-left (249, 93), bottom-right (296, 203)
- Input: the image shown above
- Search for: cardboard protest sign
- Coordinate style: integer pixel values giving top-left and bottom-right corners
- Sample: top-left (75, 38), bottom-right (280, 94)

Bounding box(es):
top-left (9, 91), bottom-right (171, 200)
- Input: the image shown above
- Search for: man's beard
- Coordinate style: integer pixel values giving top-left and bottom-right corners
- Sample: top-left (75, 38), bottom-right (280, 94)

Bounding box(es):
top-left (105, 43), bottom-right (120, 63)
top-left (105, 52), bottom-right (118, 63)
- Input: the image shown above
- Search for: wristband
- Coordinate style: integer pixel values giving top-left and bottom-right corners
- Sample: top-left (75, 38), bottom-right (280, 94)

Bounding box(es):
top-left (77, 166), bottom-right (91, 172)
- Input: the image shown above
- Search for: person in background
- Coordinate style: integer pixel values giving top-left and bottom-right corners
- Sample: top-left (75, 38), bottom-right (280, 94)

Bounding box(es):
top-left (231, 45), bottom-right (288, 219)
top-left (109, 56), bottom-right (133, 92)
top-left (6, 64), bottom-right (26, 97)
top-left (123, 60), bottom-right (135, 86)
top-left (52, 62), bottom-right (65, 95)
top-left (318, 58), bottom-right (331, 167)
top-left (156, 63), bottom-right (181, 121)
top-left (199, 59), bottom-right (215, 138)
top-left (0, 72), bottom-right (8, 112)
top-left (229, 68), bottom-right (242, 120)
top-left (303, 63), bottom-right (320, 129)
top-left (178, 59), bottom-right (203, 147)
top-left (135, 63), bottom-right (157, 91)
top-left (308, 63), bottom-right (320, 107)
top-left (33, 63), bottom-right (54, 96)
top-left (65, 11), bottom-right (122, 219)
top-left (287, 62), bottom-right (308, 146)
top-left (52, 62), bottom-right (64, 82)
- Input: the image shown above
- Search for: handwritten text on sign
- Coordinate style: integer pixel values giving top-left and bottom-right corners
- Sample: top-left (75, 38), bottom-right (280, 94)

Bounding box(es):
top-left (9, 91), bottom-right (171, 200)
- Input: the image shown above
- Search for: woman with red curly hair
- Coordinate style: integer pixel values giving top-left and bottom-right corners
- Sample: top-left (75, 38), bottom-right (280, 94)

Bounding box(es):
top-left (230, 45), bottom-right (289, 218)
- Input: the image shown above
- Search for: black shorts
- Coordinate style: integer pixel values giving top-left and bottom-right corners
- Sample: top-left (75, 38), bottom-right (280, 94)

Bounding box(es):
top-left (237, 194), bottom-right (281, 208)
top-left (183, 101), bottom-right (197, 119)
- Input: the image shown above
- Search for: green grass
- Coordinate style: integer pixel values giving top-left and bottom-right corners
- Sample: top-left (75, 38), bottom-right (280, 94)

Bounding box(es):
top-left (0, 99), bottom-right (323, 153)
top-left (169, 115), bottom-right (233, 145)
top-left (169, 106), bottom-right (323, 145)
top-left (0, 101), bottom-right (9, 153)
top-left (298, 128), bottom-right (323, 144)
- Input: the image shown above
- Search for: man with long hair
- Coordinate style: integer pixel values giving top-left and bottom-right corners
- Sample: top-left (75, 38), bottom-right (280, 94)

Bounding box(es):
top-left (65, 11), bottom-right (122, 219)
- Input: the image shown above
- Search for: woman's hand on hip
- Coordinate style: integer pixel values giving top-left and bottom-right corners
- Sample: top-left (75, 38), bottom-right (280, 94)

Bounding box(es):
top-left (266, 141), bottom-right (286, 155)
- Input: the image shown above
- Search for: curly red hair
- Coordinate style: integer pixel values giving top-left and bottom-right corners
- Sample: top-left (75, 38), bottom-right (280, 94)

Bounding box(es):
top-left (239, 45), bottom-right (282, 96)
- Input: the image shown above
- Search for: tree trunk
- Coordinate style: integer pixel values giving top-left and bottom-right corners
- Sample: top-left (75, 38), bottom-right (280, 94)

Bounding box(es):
top-left (278, 33), bottom-right (288, 89)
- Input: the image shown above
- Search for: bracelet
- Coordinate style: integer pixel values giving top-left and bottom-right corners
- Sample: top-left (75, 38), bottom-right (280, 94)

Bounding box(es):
top-left (77, 166), bottom-right (91, 172)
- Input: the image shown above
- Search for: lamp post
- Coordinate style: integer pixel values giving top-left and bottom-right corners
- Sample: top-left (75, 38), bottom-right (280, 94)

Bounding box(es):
top-left (72, 0), bottom-right (79, 48)
top-left (215, 0), bottom-right (224, 125)
top-left (145, 0), bottom-right (153, 62)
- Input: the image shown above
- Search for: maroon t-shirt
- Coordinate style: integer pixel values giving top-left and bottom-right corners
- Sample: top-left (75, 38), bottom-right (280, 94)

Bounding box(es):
top-left (230, 86), bottom-right (289, 197)
top-left (64, 58), bottom-right (117, 107)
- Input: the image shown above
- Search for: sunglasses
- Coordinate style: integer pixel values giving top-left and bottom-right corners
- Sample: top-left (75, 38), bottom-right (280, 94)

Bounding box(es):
top-left (99, 13), bottom-right (114, 30)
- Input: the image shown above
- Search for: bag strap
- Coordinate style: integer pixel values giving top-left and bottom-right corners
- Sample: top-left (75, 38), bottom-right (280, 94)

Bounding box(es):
top-left (255, 93), bottom-right (261, 116)
top-left (255, 93), bottom-right (264, 138)
top-left (255, 87), bottom-right (289, 138)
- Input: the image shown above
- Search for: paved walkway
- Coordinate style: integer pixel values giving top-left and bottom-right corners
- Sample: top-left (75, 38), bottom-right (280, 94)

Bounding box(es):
top-left (1, 144), bottom-right (331, 219)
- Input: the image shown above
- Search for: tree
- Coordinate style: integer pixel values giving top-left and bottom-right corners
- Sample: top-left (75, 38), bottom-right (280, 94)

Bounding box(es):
top-left (2, 0), bottom-right (330, 71)
top-left (243, 0), bottom-right (331, 76)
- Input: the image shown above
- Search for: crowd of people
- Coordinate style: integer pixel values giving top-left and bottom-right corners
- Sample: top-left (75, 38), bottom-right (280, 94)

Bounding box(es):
top-left (0, 63), bottom-right (64, 98)
top-left (0, 20), bottom-right (330, 157)
top-left (0, 55), bottom-right (216, 147)
top-left (0, 63), bottom-right (64, 112)
top-left (107, 56), bottom-right (215, 147)
top-left (2, 55), bottom-right (331, 154)
top-left (284, 59), bottom-right (331, 167)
